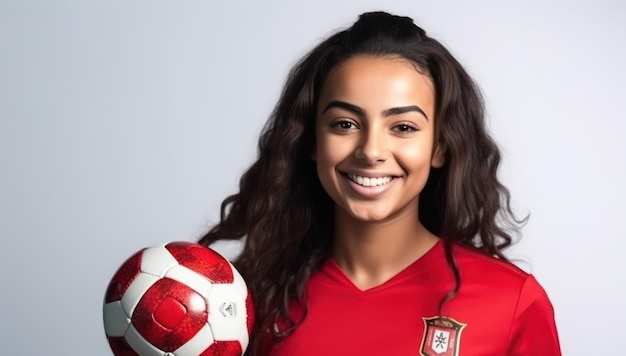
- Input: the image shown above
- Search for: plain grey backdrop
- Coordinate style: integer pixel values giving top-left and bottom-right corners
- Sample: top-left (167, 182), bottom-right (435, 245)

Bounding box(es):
top-left (1, 1), bottom-right (624, 355)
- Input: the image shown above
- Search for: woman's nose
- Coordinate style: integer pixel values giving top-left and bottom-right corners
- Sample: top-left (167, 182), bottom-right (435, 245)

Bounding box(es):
top-left (354, 128), bottom-right (388, 165)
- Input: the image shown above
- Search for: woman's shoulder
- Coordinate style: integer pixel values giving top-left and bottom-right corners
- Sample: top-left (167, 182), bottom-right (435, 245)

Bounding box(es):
top-left (453, 245), bottom-right (547, 300)
top-left (445, 243), bottom-right (560, 354)
top-left (453, 242), bottom-right (530, 282)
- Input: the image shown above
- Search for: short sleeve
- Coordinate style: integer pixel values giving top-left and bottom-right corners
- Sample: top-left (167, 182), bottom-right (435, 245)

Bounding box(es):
top-left (507, 275), bottom-right (561, 356)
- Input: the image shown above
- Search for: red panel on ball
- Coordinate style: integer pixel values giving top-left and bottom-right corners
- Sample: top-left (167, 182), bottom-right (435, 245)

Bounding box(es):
top-left (132, 278), bottom-right (208, 351)
top-left (107, 337), bottom-right (140, 356)
top-left (104, 249), bottom-right (144, 303)
top-left (154, 297), bottom-right (186, 330)
top-left (246, 293), bottom-right (255, 335)
top-left (165, 242), bottom-right (234, 283)
top-left (200, 340), bottom-right (243, 356)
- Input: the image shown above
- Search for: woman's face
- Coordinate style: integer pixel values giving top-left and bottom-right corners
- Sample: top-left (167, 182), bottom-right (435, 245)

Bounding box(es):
top-left (314, 55), bottom-right (444, 224)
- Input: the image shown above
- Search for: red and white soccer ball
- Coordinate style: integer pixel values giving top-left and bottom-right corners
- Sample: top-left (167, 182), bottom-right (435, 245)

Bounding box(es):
top-left (103, 241), bottom-right (254, 356)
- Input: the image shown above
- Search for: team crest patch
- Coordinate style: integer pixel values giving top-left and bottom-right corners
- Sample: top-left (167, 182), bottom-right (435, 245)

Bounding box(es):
top-left (420, 316), bottom-right (466, 356)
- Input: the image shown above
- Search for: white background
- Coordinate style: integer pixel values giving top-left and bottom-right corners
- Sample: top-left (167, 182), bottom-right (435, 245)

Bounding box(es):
top-left (1, 1), bottom-right (624, 355)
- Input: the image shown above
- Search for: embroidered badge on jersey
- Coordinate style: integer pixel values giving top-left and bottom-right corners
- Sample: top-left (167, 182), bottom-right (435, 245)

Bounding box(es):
top-left (420, 316), bottom-right (466, 356)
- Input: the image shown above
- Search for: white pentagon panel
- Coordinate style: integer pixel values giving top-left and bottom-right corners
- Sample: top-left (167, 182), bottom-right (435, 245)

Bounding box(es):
top-left (141, 244), bottom-right (179, 277)
top-left (207, 284), bottom-right (248, 342)
top-left (165, 264), bottom-right (213, 299)
top-left (125, 324), bottom-right (166, 356)
top-left (174, 324), bottom-right (215, 356)
top-left (103, 300), bottom-right (130, 337)
top-left (120, 272), bottom-right (160, 317)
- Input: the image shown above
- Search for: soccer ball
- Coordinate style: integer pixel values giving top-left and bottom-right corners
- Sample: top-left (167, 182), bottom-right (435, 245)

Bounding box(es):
top-left (103, 241), bottom-right (254, 356)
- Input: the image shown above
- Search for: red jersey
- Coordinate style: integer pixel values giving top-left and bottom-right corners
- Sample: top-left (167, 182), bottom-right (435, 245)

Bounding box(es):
top-left (266, 240), bottom-right (560, 355)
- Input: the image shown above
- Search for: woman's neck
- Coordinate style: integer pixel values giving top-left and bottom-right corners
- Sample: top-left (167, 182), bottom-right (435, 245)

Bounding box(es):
top-left (332, 207), bottom-right (439, 290)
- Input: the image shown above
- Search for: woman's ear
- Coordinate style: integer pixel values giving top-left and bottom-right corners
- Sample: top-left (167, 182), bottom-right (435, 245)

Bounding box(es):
top-left (431, 142), bottom-right (446, 168)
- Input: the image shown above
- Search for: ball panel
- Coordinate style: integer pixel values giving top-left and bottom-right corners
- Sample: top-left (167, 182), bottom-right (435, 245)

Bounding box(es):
top-left (153, 296), bottom-right (186, 330)
top-left (125, 324), bottom-right (166, 356)
top-left (207, 284), bottom-right (248, 342)
top-left (103, 300), bottom-right (130, 337)
top-left (165, 264), bottom-right (214, 299)
top-left (173, 324), bottom-right (215, 356)
top-left (140, 244), bottom-right (180, 277)
top-left (246, 293), bottom-right (255, 336)
top-left (200, 341), bottom-right (243, 356)
top-left (166, 242), bottom-right (234, 283)
top-left (132, 278), bottom-right (207, 351)
top-left (121, 272), bottom-right (160, 318)
top-left (107, 336), bottom-right (140, 356)
top-left (105, 249), bottom-right (144, 303)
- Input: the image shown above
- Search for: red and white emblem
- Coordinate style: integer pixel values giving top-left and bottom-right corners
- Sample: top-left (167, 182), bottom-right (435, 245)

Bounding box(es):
top-left (420, 316), bottom-right (466, 356)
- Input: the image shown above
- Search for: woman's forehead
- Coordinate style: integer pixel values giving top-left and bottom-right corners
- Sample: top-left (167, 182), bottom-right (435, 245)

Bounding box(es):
top-left (317, 55), bottom-right (435, 115)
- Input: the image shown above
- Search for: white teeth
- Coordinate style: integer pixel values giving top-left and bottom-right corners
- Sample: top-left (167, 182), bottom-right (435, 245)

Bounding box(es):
top-left (348, 174), bottom-right (392, 187)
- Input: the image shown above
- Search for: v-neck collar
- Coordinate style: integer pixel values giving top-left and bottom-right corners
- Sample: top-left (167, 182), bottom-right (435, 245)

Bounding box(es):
top-left (325, 239), bottom-right (444, 293)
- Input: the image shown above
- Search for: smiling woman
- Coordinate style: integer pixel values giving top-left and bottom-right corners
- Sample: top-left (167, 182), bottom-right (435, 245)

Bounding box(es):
top-left (199, 11), bottom-right (561, 356)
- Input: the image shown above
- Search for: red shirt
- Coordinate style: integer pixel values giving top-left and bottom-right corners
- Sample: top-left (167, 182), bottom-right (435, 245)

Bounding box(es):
top-left (267, 241), bottom-right (560, 355)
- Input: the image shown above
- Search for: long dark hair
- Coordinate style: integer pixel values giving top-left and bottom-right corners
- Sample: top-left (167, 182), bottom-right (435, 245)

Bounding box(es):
top-left (199, 11), bottom-right (523, 353)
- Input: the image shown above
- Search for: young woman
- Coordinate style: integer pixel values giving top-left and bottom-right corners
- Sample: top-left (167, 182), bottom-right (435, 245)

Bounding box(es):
top-left (200, 11), bottom-right (561, 356)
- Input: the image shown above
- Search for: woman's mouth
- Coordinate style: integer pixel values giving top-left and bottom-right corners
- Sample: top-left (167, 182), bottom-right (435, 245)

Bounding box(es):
top-left (347, 174), bottom-right (394, 187)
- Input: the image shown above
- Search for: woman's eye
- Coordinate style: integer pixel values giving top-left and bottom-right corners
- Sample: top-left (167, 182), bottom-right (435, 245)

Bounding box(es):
top-left (393, 123), bottom-right (418, 133)
top-left (331, 120), bottom-right (357, 131)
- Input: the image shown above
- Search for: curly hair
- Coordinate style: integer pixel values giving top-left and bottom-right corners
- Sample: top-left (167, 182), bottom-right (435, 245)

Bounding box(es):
top-left (199, 11), bottom-right (524, 354)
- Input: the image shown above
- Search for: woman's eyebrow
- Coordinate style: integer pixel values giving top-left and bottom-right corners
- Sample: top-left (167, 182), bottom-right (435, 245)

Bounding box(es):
top-left (382, 105), bottom-right (428, 120)
top-left (322, 101), bottom-right (365, 116)
top-left (322, 101), bottom-right (428, 121)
